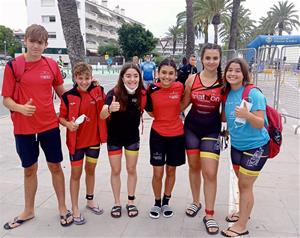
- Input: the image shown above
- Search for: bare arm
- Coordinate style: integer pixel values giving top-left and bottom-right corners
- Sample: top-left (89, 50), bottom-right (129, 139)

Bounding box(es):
top-left (181, 76), bottom-right (193, 111)
top-left (221, 104), bottom-right (226, 122)
top-left (3, 96), bottom-right (36, 116)
top-left (54, 84), bottom-right (66, 97)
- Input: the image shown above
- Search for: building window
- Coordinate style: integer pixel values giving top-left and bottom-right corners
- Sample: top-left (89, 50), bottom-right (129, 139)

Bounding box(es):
top-left (41, 0), bottom-right (55, 7)
top-left (42, 15), bottom-right (56, 23)
top-left (48, 32), bottom-right (56, 39)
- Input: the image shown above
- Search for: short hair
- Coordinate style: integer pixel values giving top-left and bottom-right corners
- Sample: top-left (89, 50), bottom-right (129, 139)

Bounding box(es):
top-left (73, 62), bottom-right (92, 77)
top-left (25, 24), bottom-right (48, 43)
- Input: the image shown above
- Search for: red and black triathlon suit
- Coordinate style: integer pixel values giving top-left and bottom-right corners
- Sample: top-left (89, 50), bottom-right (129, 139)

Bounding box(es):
top-left (184, 73), bottom-right (223, 159)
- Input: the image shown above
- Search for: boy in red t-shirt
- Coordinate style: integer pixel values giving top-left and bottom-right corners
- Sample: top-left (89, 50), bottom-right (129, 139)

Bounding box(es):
top-left (1, 24), bottom-right (73, 229)
top-left (59, 62), bottom-right (107, 225)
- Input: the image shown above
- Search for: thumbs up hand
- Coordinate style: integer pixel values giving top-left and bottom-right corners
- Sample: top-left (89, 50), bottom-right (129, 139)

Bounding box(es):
top-left (108, 96), bottom-right (120, 113)
top-left (21, 98), bottom-right (36, 116)
top-left (235, 100), bottom-right (250, 119)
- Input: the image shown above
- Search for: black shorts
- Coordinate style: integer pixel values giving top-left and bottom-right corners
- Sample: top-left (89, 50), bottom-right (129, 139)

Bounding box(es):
top-left (231, 143), bottom-right (269, 176)
top-left (185, 126), bottom-right (220, 160)
top-left (149, 129), bottom-right (185, 167)
top-left (15, 127), bottom-right (63, 168)
top-left (107, 141), bottom-right (140, 157)
top-left (70, 144), bottom-right (100, 167)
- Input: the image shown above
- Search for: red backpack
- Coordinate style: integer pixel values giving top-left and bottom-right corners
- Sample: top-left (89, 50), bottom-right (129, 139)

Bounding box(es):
top-left (225, 84), bottom-right (283, 159)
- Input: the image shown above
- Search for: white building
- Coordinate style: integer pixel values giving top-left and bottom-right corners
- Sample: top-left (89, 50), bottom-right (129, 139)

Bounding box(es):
top-left (26, 0), bottom-right (144, 55)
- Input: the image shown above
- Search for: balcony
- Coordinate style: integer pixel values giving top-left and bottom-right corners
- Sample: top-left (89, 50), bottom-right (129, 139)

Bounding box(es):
top-left (86, 11), bottom-right (97, 21)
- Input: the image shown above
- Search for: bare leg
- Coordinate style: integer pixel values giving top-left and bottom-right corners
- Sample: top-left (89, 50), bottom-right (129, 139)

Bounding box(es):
top-left (124, 150), bottom-right (138, 206)
top-left (186, 153), bottom-right (201, 216)
top-left (85, 161), bottom-right (97, 208)
top-left (47, 162), bottom-right (69, 214)
top-left (164, 165), bottom-right (176, 196)
top-left (223, 173), bottom-right (257, 236)
top-left (152, 166), bottom-right (164, 200)
top-left (109, 155), bottom-right (122, 206)
top-left (70, 165), bottom-right (83, 217)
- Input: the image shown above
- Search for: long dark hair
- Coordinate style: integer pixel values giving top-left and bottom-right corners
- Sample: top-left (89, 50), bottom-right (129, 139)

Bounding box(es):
top-left (114, 63), bottom-right (144, 111)
top-left (223, 58), bottom-right (252, 91)
top-left (200, 43), bottom-right (223, 84)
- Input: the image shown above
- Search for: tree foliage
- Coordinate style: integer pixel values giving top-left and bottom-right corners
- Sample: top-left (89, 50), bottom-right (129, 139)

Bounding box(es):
top-left (0, 25), bottom-right (22, 56)
top-left (118, 23), bottom-right (157, 60)
top-left (98, 42), bottom-right (121, 57)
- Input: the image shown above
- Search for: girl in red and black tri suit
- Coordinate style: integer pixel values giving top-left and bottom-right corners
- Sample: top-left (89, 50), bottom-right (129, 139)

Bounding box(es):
top-left (100, 63), bottom-right (146, 218)
top-left (146, 58), bottom-right (185, 219)
top-left (182, 43), bottom-right (223, 235)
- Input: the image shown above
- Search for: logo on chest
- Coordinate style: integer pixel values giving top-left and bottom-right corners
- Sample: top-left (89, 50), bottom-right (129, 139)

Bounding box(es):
top-left (168, 91), bottom-right (180, 100)
top-left (40, 71), bottom-right (52, 80)
top-left (192, 93), bottom-right (220, 103)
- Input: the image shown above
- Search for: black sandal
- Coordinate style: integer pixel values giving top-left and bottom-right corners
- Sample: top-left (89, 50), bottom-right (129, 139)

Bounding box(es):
top-left (186, 203), bottom-right (202, 217)
top-left (111, 205), bottom-right (122, 218)
top-left (60, 210), bottom-right (73, 227)
top-left (203, 216), bottom-right (219, 235)
top-left (126, 204), bottom-right (138, 218)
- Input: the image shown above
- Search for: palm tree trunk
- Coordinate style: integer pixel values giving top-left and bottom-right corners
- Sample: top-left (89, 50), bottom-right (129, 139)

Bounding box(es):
top-left (228, 0), bottom-right (241, 51)
top-left (57, 0), bottom-right (85, 78)
top-left (204, 19), bottom-right (209, 43)
top-left (185, 0), bottom-right (195, 58)
top-left (213, 24), bottom-right (218, 44)
top-left (173, 40), bottom-right (177, 56)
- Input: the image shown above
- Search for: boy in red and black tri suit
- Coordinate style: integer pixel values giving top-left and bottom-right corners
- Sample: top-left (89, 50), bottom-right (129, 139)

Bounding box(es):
top-left (59, 62), bottom-right (107, 225)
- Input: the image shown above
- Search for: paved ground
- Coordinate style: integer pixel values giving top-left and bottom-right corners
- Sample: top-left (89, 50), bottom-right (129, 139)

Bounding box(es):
top-left (0, 75), bottom-right (299, 237)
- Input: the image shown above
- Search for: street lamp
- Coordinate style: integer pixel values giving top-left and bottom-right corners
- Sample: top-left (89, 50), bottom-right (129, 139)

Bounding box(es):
top-left (4, 40), bottom-right (7, 58)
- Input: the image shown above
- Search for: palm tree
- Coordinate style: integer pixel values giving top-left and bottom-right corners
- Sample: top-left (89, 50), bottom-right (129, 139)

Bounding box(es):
top-left (228, 0), bottom-right (241, 51)
top-left (267, 0), bottom-right (300, 35)
top-left (193, 0), bottom-right (209, 43)
top-left (167, 24), bottom-right (182, 56)
top-left (57, 0), bottom-right (85, 75)
top-left (186, 0), bottom-right (195, 58)
top-left (219, 6), bottom-right (256, 49)
top-left (176, 11), bottom-right (187, 54)
top-left (193, 0), bottom-right (231, 45)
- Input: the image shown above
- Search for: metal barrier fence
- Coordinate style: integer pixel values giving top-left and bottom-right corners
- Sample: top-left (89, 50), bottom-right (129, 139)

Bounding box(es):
top-left (222, 46), bottom-right (300, 134)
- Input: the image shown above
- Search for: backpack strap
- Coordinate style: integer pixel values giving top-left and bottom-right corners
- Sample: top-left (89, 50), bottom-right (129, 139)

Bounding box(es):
top-left (242, 84), bottom-right (257, 101)
top-left (7, 55), bottom-right (26, 82)
top-left (7, 55), bottom-right (57, 83)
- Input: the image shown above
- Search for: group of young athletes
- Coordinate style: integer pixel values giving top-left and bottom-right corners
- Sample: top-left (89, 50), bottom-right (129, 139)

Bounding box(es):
top-left (1, 24), bottom-right (271, 238)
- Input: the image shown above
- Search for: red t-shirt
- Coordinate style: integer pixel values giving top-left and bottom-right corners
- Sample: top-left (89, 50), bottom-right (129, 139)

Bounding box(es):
top-left (146, 81), bottom-right (184, 136)
top-left (1, 56), bottom-right (63, 134)
top-left (75, 90), bottom-right (100, 149)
